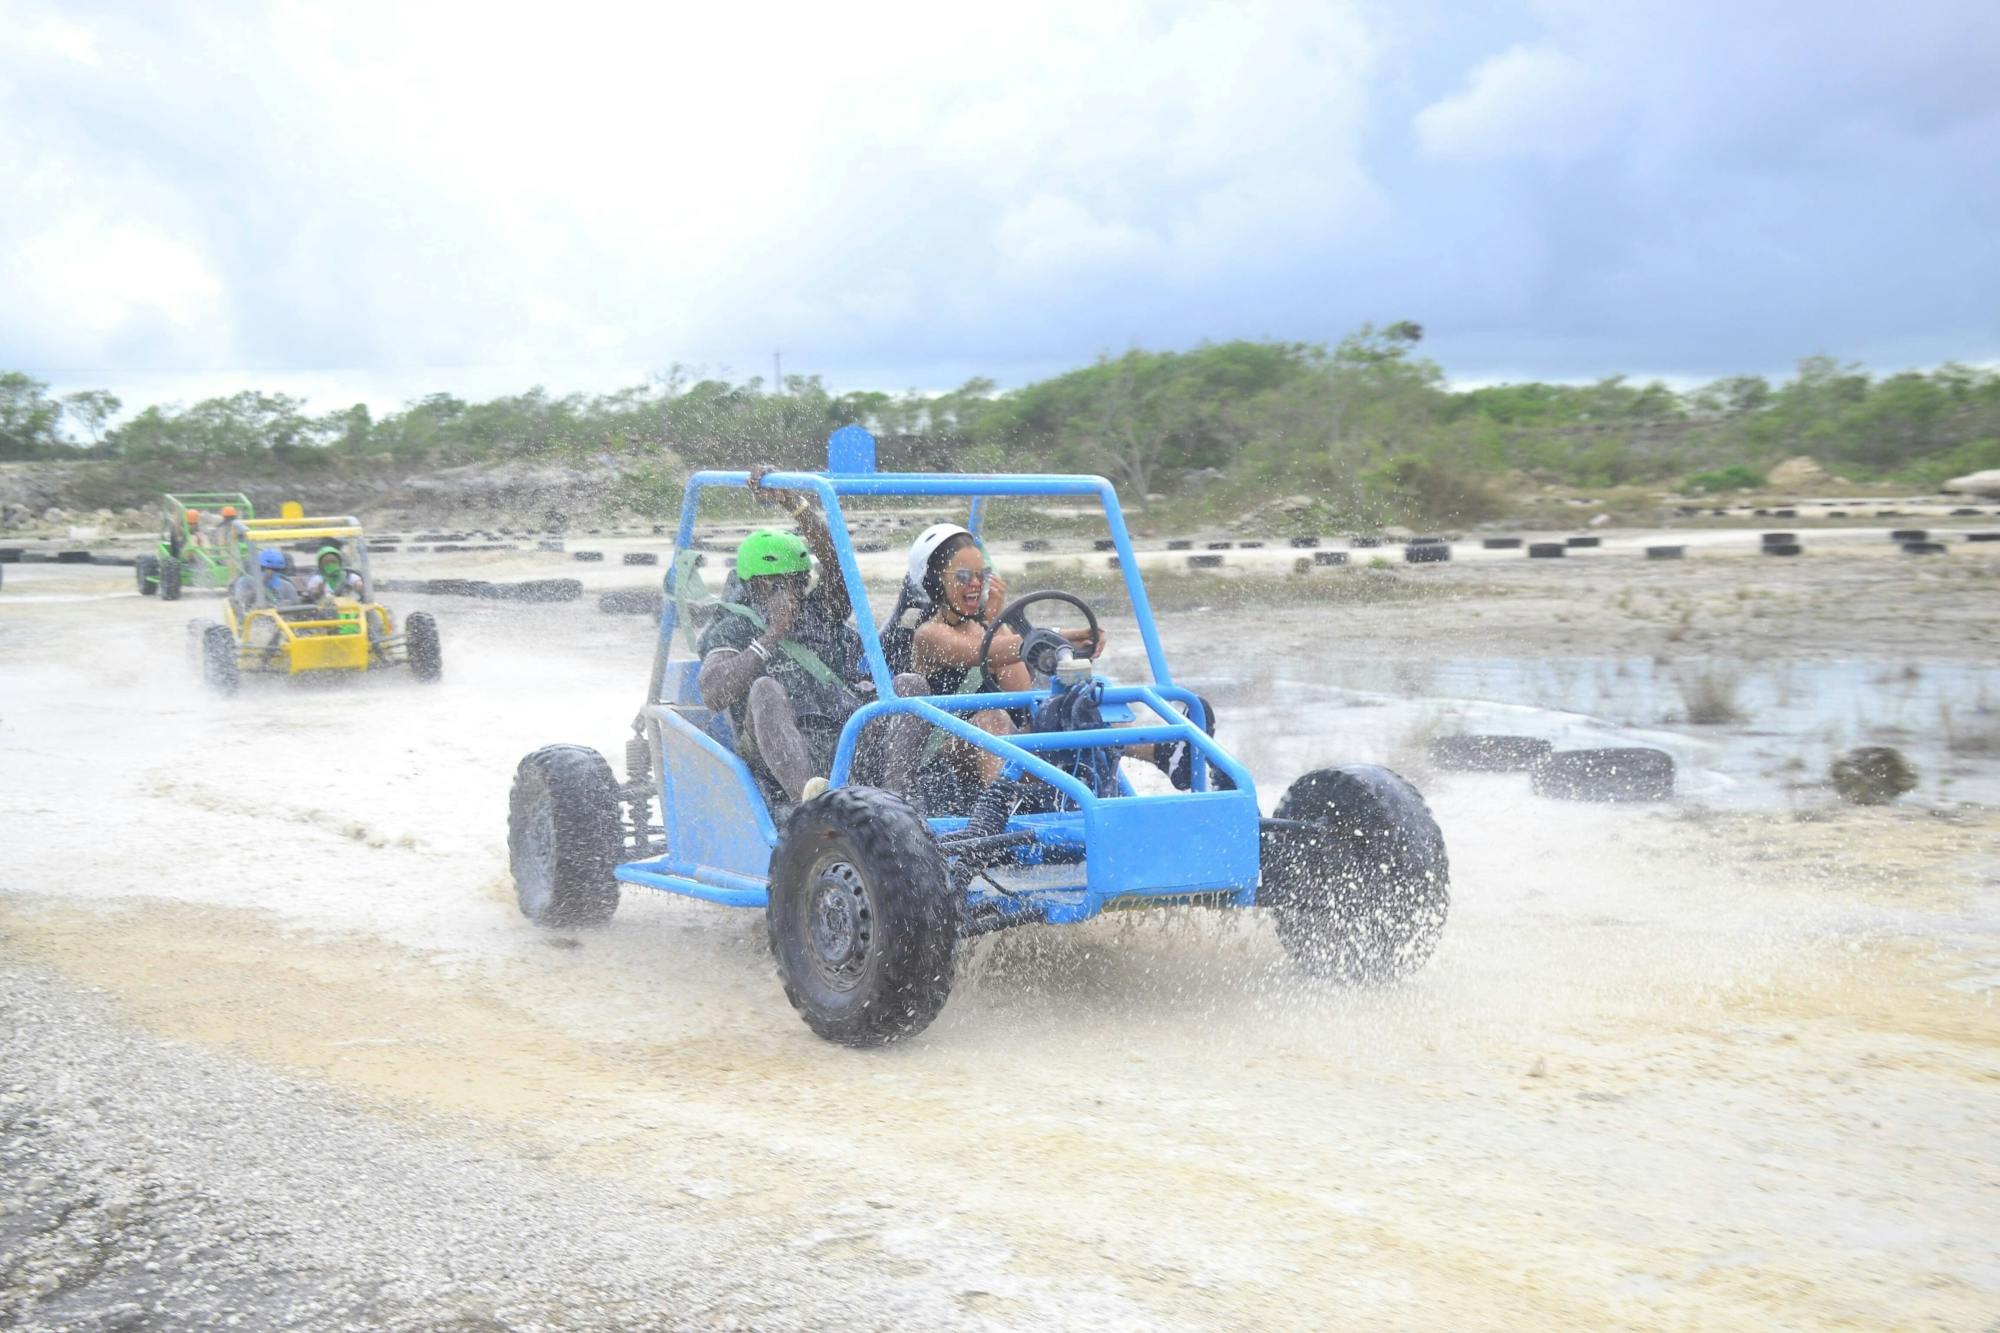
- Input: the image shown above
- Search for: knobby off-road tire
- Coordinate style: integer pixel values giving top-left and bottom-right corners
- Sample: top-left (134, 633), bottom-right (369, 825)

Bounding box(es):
top-left (1263, 765), bottom-right (1450, 984)
top-left (405, 611), bottom-right (443, 682)
top-left (767, 786), bottom-right (957, 1047)
top-left (191, 621), bottom-right (238, 695)
top-left (509, 745), bottom-right (622, 928)
top-left (137, 555), bottom-right (159, 595)
top-left (158, 558), bottom-right (183, 601)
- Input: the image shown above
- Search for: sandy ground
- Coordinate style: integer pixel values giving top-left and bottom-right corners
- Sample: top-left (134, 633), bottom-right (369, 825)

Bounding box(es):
top-left (2, 553), bottom-right (1998, 1329)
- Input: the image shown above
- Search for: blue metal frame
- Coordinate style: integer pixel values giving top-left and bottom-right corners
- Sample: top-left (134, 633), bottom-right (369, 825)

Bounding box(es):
top-left (620, 430), bottom-right (1265, 922)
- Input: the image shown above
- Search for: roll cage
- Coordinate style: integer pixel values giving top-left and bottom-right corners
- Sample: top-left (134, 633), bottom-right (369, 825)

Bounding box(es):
top-left (631, 428), bottom-right (1261, 925)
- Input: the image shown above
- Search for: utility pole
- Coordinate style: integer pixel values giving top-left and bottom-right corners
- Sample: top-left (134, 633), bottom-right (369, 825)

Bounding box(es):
top-left (773, 351), bottom-right (782, 396)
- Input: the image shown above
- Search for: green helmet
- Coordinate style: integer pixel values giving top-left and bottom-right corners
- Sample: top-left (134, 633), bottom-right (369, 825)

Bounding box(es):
top-left (736, 528), bottom-right (811, 580)
top-left (316, 544), bottom-right (344, 572)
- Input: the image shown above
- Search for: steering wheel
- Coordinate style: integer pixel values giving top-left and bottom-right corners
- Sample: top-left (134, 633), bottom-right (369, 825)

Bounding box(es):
top-left (978, 590), bottom-right (1103, 685)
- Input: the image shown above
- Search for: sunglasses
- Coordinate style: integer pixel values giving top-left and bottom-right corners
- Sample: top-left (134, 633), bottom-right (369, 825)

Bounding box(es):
top-left (950, 567), bottom-right (988, 587)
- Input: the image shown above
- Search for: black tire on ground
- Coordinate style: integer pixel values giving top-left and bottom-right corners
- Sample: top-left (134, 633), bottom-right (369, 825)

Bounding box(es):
top-left (1889, 529), bottom-right (1927, 542)
top-left (1527, 542), bottom-right (1566, 558)
top-left (406, 611), bottom-right (443, 682)
top-left (136, 555), bottom-right (160, 594)
top-left (1566, 536), bottom-right (1601, 548)
top-left (1763, 542), bottom-right (1803, 556)
top-left (1760, 532), bottom-right (1796, 544)
top-left (573, 550), bottom-right (604, 562)
top-left (1482, 537), bottom-right (1523, 550)
top-left (767, 786), bottom-right (957, 1047)
top-left (1404, 542), bottom-right (1451, 563)
top-left (1261, 765), bottom-right (1449, 984)
top-left (1314, 550), bottom-right (1348, 566)
top-left (1427, 734), bottom-right (1553, 773)
top-left (508, 744), bottom-right (622, 928)
top-left (1531, 747), bottom-right (1674, 802)
top-left (158, 558), bottom-right (183, 601)
top-left (197, 622), bottom-right (238, 695)
top-left (1901, 541), bottom-right (1948, 556)
top-left (1646, 545), bottom-right (1685, 559)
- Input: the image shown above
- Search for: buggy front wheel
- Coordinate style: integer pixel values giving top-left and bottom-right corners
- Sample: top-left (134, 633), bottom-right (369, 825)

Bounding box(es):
top-left (767, 786), bottom-right (957, 1047)
top-left (1262, 764), bottom-right (1449, 984)
top-left (136, 556), bottom-right (159, 595)
top-left (158, 558), bottom-right (183, 601)
top-left (405, 611), bottom-right (442, 682)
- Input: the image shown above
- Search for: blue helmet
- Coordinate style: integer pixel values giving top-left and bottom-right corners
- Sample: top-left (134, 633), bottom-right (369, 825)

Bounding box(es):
top-left (257, 549), bottom-right (287, 571)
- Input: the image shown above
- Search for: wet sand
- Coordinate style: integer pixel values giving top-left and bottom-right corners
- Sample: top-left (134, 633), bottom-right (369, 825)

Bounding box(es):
top-left (2, 554), bottom-right (1997, 1329)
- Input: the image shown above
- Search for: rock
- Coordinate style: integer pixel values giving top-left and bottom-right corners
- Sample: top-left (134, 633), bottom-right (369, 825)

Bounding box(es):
top-left (1766, 456), bottom-right (1830, 490)
top-left (1588, 513), bottom-right (1609, 527)
top-left (1830, 746), bottom-right (1918, 806)
top-left (41, 506), bottom-right (69, 523)
top-left (1276, 494), bottom-right (1315, 514)
top-left (1941, 469), bottom-right (2000, 498)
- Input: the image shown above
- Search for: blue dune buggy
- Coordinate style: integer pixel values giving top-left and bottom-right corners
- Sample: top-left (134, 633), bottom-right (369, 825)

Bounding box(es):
top-left (507, 428), bottom-right (1449, 1046)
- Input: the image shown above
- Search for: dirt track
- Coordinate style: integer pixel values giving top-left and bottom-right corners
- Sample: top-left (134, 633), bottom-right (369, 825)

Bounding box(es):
top-left (2, 558), bottom-right (1997, 1329)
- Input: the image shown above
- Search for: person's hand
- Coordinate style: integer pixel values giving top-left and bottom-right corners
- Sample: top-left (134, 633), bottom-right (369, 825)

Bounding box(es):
top-left (985, 625), bottom-right (1022, 669)
top-left (982, 570), bottom-right (1008, 620)
top-left (748, 464), bottom-right (805, 516)
top-left (762, 579), bottom-right (800, 639)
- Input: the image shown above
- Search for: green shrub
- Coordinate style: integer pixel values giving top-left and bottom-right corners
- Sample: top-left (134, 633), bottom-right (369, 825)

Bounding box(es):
top-left (1685, 464), bottom-right (1765, 493)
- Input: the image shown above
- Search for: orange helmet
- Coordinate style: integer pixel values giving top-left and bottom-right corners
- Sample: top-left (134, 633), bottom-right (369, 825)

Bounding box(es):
top-left (221, 506), bottom-right (238, 518)
top-left (184, 509), bottom-right (199, 523)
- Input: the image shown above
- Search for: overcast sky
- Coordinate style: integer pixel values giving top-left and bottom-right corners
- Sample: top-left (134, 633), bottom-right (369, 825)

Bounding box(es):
top-left (3, 0), bottom-right (1997, 415)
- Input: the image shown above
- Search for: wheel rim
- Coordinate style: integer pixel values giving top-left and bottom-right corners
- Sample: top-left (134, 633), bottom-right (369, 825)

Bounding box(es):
top-left (803, 857), bottom-right (873, 992)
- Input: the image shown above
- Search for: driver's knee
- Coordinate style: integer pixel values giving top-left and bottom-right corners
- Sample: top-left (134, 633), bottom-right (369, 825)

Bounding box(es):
top-left (891, 672), bottom-right (926, 698)
top-left (746, 674), bottom-right (790, 713)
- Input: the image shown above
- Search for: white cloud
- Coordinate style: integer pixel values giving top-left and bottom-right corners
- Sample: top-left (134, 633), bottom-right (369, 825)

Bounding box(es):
top-left (1413, 43), bottom-right (1607, 161)
top-left (21, 15), bottom-right (99, 65)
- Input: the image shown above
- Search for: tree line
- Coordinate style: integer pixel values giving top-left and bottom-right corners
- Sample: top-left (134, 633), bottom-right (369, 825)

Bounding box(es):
top-left (5, 327), bottom-right (1997, 522)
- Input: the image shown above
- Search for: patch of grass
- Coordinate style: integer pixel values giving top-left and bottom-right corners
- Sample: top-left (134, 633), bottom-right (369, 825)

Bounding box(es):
top-left (1673, 660), bottom-right (1747, 725)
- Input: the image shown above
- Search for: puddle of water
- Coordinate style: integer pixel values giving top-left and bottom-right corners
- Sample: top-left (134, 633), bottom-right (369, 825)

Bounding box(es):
top-left (1190, 656), bottom-right (2000, 809)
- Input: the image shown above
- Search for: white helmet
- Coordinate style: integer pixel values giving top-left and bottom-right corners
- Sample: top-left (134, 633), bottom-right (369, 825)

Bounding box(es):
top-left (905, 522), bottom-right (973, 592)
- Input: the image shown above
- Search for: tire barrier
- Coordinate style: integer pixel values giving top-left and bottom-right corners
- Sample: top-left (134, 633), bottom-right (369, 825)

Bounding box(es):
top-left (1969, 532), bottom-right (2000, 543)
top-left (1428, 734), bottom-right (1553, 773)
top-left (1313, 550), bottom-right (1348, 566)
top-left (622, 552), bottom-right (659, 566)
top-left (1404, 542), bottom-right (1451, 563)
top-left (1187, 554), bottom-right (1225, 569)
top-left (1239, 540), bottom-right (1265, 549)
top-left (1106, 556), bottom-right (1121, 570)
top-left (1409, 535), bottom-right (1443, 545)
top-left (1760, 532), bottom-right (1796, 544)
top-left (573, 550), bottom-right (604, 561)
top-left (1288, 536), bottom-right (1320, 548)
top-left (88, 553), bottom-right (137, 566)
top-left (1532, 747), bottom-right (1675, 801)
top-left (1773, 508), bottom-right (1797, 518)
top-left (1645, 545), bottom-right (1686, 559)
top-left (856, 541), bottom-right (890, 553)
top-left (1527, 542), bottom-right (1566, 558)
top-left (1763, 542), bottom-right (1803, 556)
top-left (1167, 539), bottom-right (1193, 550)
top-left (1890, 529), bottom-right (1927, 542)
top-left (537, 540), bottom-right (565, 551)
top-left (599, 588), bottom-right (664, 615)
top-left (1206, 541), bottom-right (1233, 550)
top-left (1482, 537), bottom-right (1523, 550)
top-left (1949, 507), bottom-right (1982, 516)
top-left (0, 548), bottom-right (21, 563)
top-left (1021, 538), bottom-right (1051, 552)
top-left (1349, 535), bottom-right (1382, 548)
top-left (1827, 510), bottom-right (1849, 518)
top-left (56, 550), bottom-right (94, 563)
top-left (1094, 538), bottom-right (1117, 551)
top-left (1902, 541), bottom-right (1948, 555)
top-left (1292, 557), bottom-right (1312, 574)
top-left (1565, 536), bottom-right (1601, 548)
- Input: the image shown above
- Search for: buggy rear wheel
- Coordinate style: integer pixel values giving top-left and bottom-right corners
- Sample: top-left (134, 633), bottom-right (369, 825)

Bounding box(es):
top-left (158, 558), bottom-right (183, 601)
top-left (405, 611), bottom-right (442, 682)
top-left (137, 555), bottom-right (159, 595)
top-left (767, 786), bottom-right (956, 1047)
top-left (1263, 765), bottom-right (1449, 984)
top-left (509, 744), bottom-right (621, 927)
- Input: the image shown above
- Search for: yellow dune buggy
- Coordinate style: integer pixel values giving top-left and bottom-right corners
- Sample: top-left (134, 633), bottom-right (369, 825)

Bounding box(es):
top-left (185, 515), bottom-right (442, 694)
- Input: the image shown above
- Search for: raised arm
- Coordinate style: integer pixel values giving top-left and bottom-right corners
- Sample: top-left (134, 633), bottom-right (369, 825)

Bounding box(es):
top-left (747, 465), bottom-right (849, 621)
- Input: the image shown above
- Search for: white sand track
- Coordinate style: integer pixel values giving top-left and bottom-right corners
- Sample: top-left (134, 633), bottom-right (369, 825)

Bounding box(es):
top-left (2, 563), bottom-right (1997, 1328)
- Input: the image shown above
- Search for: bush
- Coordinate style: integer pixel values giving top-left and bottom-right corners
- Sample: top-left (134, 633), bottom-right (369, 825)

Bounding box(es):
top-left (1685, 464), bottom-right (1765, 493)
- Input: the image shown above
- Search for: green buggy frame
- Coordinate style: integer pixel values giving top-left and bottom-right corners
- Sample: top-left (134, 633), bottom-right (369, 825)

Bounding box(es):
top-left (137, 492), bottom-right (255, 601)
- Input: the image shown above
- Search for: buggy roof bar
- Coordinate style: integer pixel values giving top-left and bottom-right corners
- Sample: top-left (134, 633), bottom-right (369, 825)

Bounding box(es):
top-left (660, 456), bottom-right (1172, 703)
